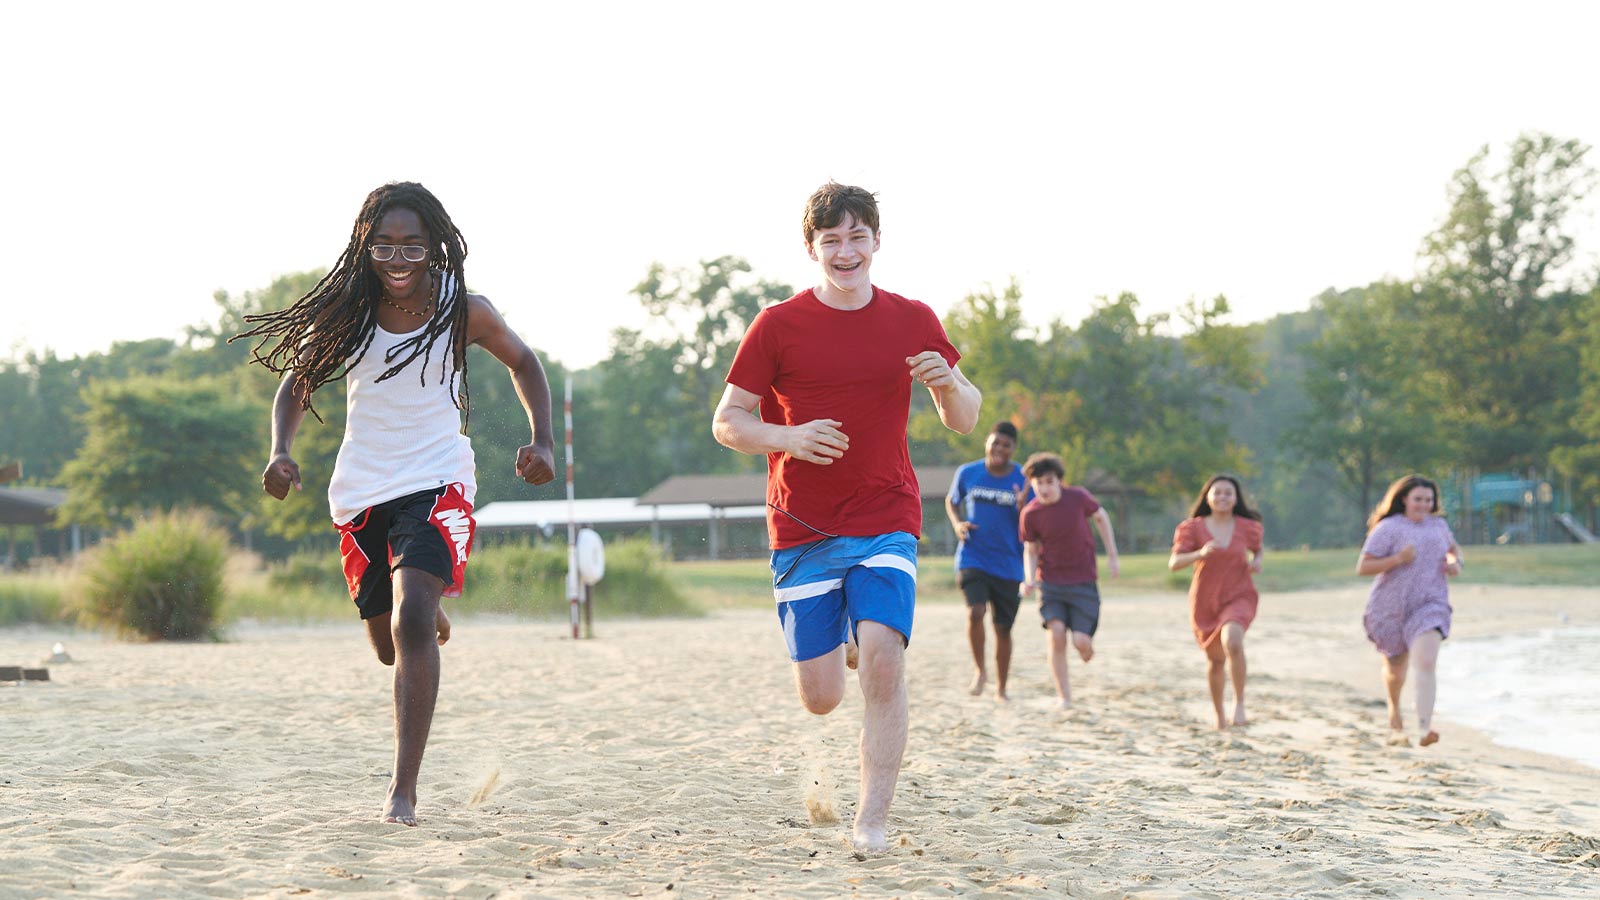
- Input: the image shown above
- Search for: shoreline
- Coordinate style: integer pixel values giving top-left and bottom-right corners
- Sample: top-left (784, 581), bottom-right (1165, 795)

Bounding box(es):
top-left (2, 585), bottom-right (1597, 898)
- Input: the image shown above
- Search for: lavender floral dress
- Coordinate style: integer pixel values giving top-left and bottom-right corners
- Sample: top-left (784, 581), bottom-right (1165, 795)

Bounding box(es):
top-left (1361, 515), bottom-right (1455, 657)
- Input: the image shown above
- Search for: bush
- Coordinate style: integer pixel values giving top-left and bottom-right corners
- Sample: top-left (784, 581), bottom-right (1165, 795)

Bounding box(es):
top-left (72, 510), bottom-right (227, 640)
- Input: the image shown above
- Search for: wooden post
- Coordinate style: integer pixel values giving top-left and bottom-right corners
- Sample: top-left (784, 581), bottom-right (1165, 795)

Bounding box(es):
top-left (564, 380), bottom-right (579, 640)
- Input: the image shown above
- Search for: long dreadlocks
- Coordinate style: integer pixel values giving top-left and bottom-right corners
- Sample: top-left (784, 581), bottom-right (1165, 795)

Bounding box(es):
top-left (231, 182), bottom-right (473, 428)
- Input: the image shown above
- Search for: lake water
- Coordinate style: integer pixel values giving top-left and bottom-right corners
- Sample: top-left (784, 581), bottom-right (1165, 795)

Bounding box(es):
top-left (1438, 625), bottom-right (1600, 770)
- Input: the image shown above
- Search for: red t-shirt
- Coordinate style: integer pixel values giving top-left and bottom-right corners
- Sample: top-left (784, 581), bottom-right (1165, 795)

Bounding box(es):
top-left (725, 287), bottom-right (961, 549)
top-left (1019, 487), bottom-right (1101, 584)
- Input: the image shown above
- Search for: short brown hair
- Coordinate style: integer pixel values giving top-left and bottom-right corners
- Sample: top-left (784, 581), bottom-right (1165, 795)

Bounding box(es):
top-left (802, 182), bottom-right (880, 244)
top-left (1022, 452), bottom-right (1065, 480)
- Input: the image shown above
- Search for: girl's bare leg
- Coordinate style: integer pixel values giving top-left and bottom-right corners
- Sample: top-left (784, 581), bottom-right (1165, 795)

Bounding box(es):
top-left (1411, 629), bottom-right (1444, 745)
top-left (1223, 623), bottom-right (1248, 726)
top-left (1383, 651), bottom-right (1409, 732)
top-left (1205, 643), bottom-right (1228, 730)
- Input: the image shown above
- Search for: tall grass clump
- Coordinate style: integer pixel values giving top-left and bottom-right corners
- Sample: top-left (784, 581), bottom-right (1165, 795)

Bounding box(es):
top-left (466, 537), bottom-right (697, 618)
top-left (72, 510), bottom-right (227, 640)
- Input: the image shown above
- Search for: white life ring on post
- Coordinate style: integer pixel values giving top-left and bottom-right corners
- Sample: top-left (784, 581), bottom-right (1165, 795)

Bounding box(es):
top-left (576, 528), bottom-right (605, 585)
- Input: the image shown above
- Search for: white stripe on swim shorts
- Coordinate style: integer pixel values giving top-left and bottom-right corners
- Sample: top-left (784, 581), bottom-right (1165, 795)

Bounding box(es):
top-left (859, 554), bottom-right (918, 581)
top-left (774, 578), bottom-right (844, 604)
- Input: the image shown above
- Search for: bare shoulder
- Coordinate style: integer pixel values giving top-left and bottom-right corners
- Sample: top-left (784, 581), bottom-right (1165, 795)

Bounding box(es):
top-left (463, 292), bottom-right (509, 342)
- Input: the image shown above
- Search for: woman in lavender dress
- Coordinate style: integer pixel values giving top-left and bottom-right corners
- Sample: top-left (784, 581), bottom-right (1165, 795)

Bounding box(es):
top-left (1357, 475), bottom-right (1463, 747)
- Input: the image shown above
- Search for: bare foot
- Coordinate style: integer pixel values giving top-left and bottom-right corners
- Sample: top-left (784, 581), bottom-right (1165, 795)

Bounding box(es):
top-left (1057, 697), bottom-right (1072, 710)
top-left (994, 689), bottom-right (1009, 703)
top-left (1419, 730), bottom-right (1440, 747)
top-left (381, 784), bottom-right (420, 826)
top-left (852, 823), bottom-right (888, 852)
top-left (1388, 709), bottom-right (1404, 731)
top-left (845, 634), bottom-right (858, 671)
top-left (968, 670), bottom-right (987, 696)
top-left (1232, 706), bottom-right (1248, 728)
top-left (1076, 643), bottom-right (1094, 663)
top-left (435, 607), bottom-right (451, 646)
top-left (1215, 716), bottom-right (1229, 731)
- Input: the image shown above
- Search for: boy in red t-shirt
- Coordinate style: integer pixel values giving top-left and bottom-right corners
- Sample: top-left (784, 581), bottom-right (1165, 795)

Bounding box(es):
top-left (1019, 452), bottom-right (1120, 708)
top-left (713, 182), bottom-right (982, 851)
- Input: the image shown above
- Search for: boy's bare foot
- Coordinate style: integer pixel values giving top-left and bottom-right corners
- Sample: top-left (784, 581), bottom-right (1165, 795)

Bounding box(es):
top-left (1419, 730), bottom-right (1440, 747)
top-left (436, 606), bottom-right (451, 646)
top-left (852, 823), bottom-right (888, 852)
top-left (994, 689), bottom-right (1009, 703)
top-left (382, 785), bottom-right (420, 826)
top-left (1388, 709), bottom-right (1404, 731)
top-left (1214, 716), bottom-right (1229, 731)
top-left (968, 670), bottom-right (987, 696)
top-left (1076, 643), bottom-right (1094, 663)
top-left (845, 634), bottom-right (858, 670)
top-left (1232, 706), bottom-right (1248, 727)
top-left (1057, 697), bottom-right (1072, 710)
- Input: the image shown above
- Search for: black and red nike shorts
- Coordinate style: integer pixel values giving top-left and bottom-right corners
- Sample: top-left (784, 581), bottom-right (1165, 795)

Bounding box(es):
top-left (334, 483), bottom-right (476, 620)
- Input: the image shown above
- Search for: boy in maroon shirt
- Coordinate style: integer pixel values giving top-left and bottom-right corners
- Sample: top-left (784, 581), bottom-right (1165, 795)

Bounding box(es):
top-left (1019, 452), bottom-right (1120, 708)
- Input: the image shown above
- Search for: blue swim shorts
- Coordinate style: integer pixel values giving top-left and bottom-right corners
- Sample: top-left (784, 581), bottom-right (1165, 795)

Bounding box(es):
top-left (770, 532), bottom-right (919, 662)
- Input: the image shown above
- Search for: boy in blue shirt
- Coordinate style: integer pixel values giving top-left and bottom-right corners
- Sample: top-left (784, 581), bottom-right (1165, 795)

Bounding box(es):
top-left (945, 421), bottom-right (1027, 701)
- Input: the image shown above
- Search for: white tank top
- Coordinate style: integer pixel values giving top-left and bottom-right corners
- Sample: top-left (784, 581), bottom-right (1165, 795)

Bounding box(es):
top-left (326, 295), bottom-right (477, 524)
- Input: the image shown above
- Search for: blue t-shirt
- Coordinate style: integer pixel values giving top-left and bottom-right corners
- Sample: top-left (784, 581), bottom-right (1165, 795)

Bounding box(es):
top-left (948, 460), bottom-right (1027, 581)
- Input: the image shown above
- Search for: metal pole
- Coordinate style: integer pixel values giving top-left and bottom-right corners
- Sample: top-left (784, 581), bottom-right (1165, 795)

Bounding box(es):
top-left (565, 379), bottom-right (579, 640)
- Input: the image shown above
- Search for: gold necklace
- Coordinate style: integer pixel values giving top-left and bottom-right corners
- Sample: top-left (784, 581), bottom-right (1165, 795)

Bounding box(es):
top-left (381, 281), bottom-right (435, 318)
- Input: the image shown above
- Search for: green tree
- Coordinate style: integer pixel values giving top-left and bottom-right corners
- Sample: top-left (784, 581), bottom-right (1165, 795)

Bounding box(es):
top-left (632, 256), bottom-right (794, 424)
top-left (1282, 284), bottom-right (1447, 528)
top-left (568, 257), bottom-right (792, 497)
top-left (1413, 132), bottom-right (1593, 467)
top-left (1551, 285), bottom-right (1600, 513)
top-left (58, 375), bottom-right (258, 528)
top-left (909, 279), bottom-right (1046, 461)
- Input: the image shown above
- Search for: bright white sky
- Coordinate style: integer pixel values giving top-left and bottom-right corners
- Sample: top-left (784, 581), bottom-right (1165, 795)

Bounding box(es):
top-left (6, 1), bottom-right (1598, 370)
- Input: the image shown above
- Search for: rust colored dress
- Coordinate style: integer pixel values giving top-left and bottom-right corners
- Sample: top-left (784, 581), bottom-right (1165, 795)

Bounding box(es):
top-left (1172, 516), bottom-right (1263, 649)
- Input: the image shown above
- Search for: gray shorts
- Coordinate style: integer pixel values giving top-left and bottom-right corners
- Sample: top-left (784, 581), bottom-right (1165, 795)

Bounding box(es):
top-left (1040, 581), bottom-right (1100, 636)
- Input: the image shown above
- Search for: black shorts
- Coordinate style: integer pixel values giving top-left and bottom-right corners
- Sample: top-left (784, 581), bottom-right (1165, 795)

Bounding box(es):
top-left (1040, 581), bottom-right (1100, 636)
top-left (959, 568), bottom-right (1021, 630)
top-left (335, 484), bottom-right (476, 620)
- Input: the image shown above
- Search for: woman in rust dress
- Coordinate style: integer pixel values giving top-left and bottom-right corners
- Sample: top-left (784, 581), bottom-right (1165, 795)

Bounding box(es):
top-left (1169, 474), bottom-right (1264, 730)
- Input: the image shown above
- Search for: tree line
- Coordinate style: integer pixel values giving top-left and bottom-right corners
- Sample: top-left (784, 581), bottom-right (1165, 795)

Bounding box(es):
top-left (2, 132), bottom-right (1595, 556)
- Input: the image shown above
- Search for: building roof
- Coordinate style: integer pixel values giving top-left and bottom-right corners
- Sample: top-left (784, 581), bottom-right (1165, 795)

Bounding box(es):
top-left (474, 496), bottom-right (766, 531)
top-left (0, 487), bottom-right (67, 526)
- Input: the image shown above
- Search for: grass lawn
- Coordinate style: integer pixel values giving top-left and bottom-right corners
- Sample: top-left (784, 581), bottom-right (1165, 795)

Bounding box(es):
top-left (3, 543), bottom-right (1594, 627)
top-left (668, 543), bottom-right (1600, 610)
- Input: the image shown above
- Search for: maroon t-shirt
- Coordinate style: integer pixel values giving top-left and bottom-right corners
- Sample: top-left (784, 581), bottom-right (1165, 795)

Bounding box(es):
top-left (725, 287), bottom-right (960, 549)
top-left (1019, 487), bottom-right (1101, 584)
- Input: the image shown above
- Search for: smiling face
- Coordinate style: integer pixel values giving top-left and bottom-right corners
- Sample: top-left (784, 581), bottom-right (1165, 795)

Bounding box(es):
top-left (370, 206), bottom-right (432, 302)
top-left (1206, 479), bottom-right (1237, 515)
top-left (806, 214), bottom-right (879, 301)
top-left (985, 432), bottom-right (1016, 472)
top-left (1403, 485), bottom-right (1436, 521)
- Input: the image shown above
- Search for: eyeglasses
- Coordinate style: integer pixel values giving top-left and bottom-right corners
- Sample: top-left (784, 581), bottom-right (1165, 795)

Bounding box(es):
top-left (369, 244), bottom-right (429, 262)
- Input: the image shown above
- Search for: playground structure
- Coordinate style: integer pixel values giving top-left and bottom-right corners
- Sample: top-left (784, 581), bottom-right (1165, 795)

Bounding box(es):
top-left (1444, 470), bottom-right (1596, 545)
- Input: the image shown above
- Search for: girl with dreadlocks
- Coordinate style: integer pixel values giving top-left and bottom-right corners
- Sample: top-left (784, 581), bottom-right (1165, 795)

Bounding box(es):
top-left (235, 181), bottom-right (556, 825)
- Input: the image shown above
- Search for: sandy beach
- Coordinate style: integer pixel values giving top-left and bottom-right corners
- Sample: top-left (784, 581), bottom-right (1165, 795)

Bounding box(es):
top-left (2, 584), bottom-right (1597, 900)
